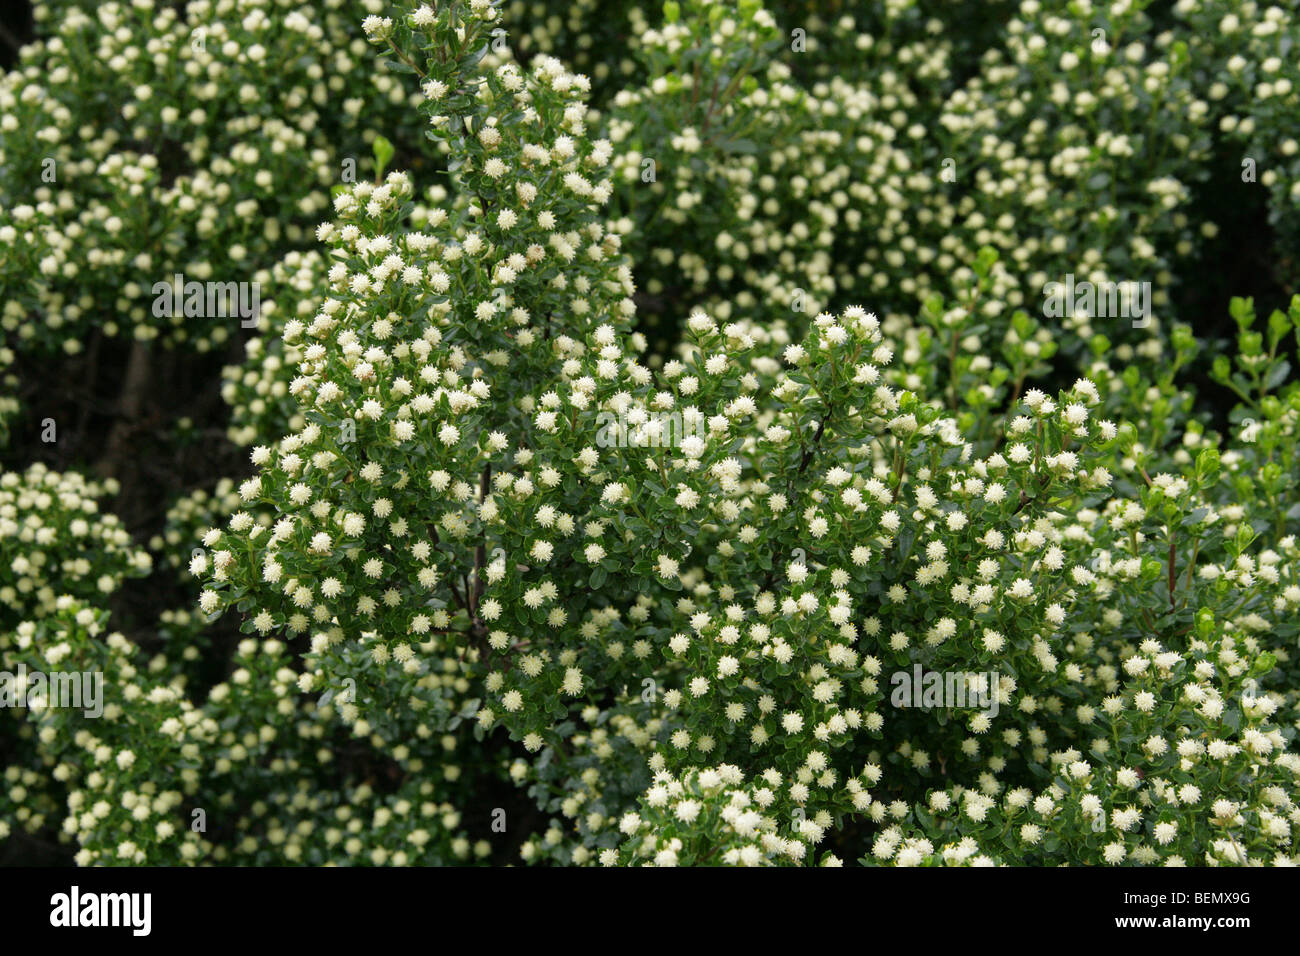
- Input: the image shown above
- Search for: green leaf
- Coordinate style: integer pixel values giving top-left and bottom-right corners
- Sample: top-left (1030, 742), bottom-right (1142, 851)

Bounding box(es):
top-left (372, 135), bottom-right (395, 179)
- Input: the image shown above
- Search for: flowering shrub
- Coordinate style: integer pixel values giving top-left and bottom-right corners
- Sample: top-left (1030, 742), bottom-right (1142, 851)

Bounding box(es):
top-left (0, 0), bottom-right (434, 355)
top-left (0, 464), bottom-right (151, 626)
top-left (1, 0), bottom-right (1299, 869)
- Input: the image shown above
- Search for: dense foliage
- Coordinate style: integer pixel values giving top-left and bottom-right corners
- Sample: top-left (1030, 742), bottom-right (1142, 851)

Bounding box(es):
top-left (1, 0), bottom-right (1299, 866)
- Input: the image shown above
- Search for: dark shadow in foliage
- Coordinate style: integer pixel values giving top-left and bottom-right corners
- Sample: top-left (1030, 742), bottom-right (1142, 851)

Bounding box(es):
top-left (0, 0), bottom-right (33, 71)
top-left (1172, 134), bottom-right (1296, 432)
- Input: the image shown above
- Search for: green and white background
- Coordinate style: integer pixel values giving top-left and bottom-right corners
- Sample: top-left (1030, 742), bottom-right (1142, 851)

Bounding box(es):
top-left (0, 0), bottom-right (1298, 867)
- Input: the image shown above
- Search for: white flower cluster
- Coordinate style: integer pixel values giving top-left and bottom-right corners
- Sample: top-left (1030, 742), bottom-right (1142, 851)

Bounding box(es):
top-left (0, 464), bottom-right (151, 623)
